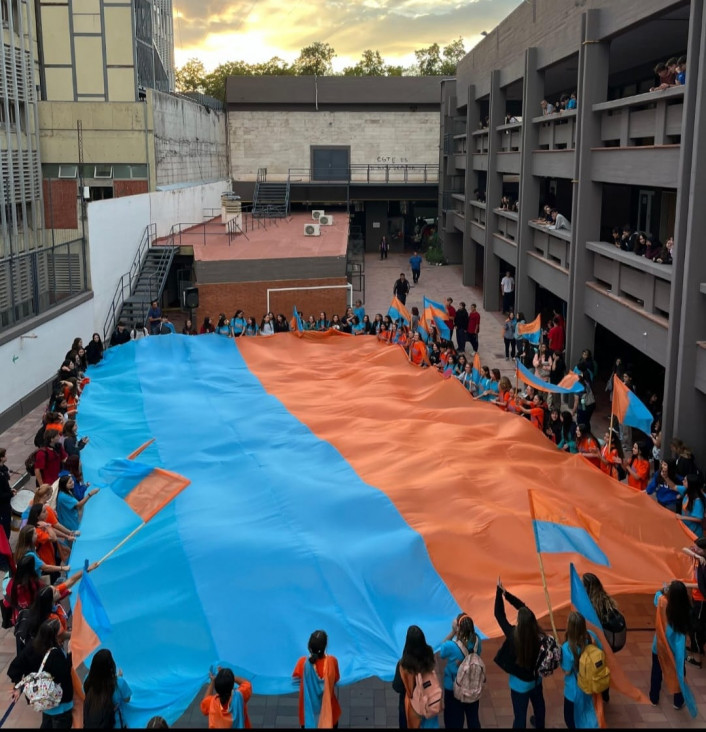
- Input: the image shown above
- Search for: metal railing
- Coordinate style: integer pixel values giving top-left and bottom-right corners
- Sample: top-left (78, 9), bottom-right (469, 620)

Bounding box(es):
top-left (288, 163), bottom-right (439, 184)
top-left (0, 238), bottom-right (88, 332)
top-left (257, 167), bottom-right (268, 183)
top-left (102, 223), bottom-right (156, 341)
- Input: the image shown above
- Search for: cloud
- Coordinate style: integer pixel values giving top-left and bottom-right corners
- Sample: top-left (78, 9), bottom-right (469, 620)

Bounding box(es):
top-left (173, 0), bottom-right (521, 70)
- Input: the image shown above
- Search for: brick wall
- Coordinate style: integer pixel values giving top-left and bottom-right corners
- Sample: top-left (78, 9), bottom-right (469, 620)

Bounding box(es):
top-left (228, 110), bottom-right (439, 180)
top-left (195, 278), bottom-right (350, 325)
top-left (114, 180), bottom-right (149, 198)
top-left (42, 179), bottom-right (78, 229)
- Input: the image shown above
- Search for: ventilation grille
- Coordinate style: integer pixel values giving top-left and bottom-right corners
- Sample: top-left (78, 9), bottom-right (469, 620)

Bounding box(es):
top-left (0, 46), bottom-right (34, 102)
top-left (0, 150), bottom-right (42, 203)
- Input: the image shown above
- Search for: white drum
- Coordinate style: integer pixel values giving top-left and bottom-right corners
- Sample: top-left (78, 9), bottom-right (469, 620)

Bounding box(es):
top-left (10, 489), bottom-right (34, 532)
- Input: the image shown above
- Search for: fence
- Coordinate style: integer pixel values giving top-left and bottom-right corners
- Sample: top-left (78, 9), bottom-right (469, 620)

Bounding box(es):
top-left (0, 237), bottom-right (88, 331)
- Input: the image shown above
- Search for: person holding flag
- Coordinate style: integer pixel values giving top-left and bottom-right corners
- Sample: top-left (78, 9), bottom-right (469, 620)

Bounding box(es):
top-left (388, 296), bottom-right (412, 328)
top-left (408, 331), bottom-right (429, 367)
top-left (611, 372), bottom-right (655, 446)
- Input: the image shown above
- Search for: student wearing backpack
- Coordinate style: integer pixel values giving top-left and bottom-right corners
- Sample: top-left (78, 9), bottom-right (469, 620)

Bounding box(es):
top-left (561, 611), bottom-right (603, 729)
top-left (439, 613), bottom-right (483, 728)
top-left (398, 625), bottom-right (442, 728)
top-left (493, 580), bottom-right (547, 729)
top-left (681, 536), bottom-right (706, 668)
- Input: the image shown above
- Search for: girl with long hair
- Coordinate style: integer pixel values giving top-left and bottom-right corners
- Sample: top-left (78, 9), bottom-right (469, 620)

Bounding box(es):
top-left (316, 312), bottom-right (329, 332)
top-left (215, 314), bottom-right (231, 337)
top-left (599, 430), bottom-right (624, 480)
top-left (199, 316), bottom-right (215, 334)
top-left (84, 648), bottom-right (133, 728)
top-left (558, 411), bottom-right (577, 453)
top-left (260, 313), bottom-right (274, 336)
top-left (494, 377), bottom-right (513, 411)
top-left (561, 612), bottom-right (600, 729)
top-left (677, 475), bottom-right (705, 539)
top-left (85, 333), bottom-right (104, 365)
top-left (292, 630), bottom-right (341, 728)
top-left (4, 555), bottom-right (41, 625)
top-left (439, 612), bottom-right (482, 728)
top-left (646, 459), bottom-right (681, 512)
top-left (200, 665), bottom-right (251, 729)
top-left (14, 525), bottom-right (67, 581)
top-left (576, 423), bottom-right (601, 469)
top-left (649, 580), bottom-right (698, 715)
top-left (494, 580), bottom-right (546, 729)
top-left (230, 310), bottom-right (247, 338)
top-left (398, 625), bottom-right (440, 729)
top-left (56, 474), bottom-right (99, 536)
top-left (624, 442), bottom-right (651, 492)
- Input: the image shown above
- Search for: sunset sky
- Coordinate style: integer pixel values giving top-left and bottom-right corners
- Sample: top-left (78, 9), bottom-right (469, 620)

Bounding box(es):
top-left (172, 0), bottom-right (523, 71)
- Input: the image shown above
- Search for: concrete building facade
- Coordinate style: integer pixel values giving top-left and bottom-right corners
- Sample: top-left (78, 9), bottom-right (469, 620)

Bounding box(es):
top-left (437, 0), bottom-right (705, 456)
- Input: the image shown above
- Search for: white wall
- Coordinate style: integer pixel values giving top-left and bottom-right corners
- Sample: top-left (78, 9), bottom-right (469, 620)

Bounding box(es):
top-left (228, 110), bottom-right (440, 180)
top-left (0, 180), bottom-right (229, 416)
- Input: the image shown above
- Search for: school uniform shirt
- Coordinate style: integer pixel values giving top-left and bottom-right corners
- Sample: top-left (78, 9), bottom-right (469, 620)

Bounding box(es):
top-left (292, 656), bottom-right (341, 728)
top-left (677, 487), bottom-right (705, 539)
top-left (200, 681), bottom-right (252, 729)
top-left (627, 458), bottom-right (650, 491)
top-left (35, 446), bottom-right (67, 486)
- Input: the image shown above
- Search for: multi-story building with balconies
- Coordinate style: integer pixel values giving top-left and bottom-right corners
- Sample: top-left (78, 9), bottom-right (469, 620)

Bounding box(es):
top-left (438, 0), bottom-right (705, 456)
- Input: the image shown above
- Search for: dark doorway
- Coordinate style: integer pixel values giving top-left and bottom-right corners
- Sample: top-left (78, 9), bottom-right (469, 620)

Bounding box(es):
top-left (311, 146), bottom-right (350, 181)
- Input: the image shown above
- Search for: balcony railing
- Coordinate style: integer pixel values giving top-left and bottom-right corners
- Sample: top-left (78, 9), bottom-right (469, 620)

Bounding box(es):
top-left (533, 109), bottom-right (577, 150)
top-left (496, 121), bottom-right (522, 152)
top-left (493, 208), bottom-right (518, 241)
top-left (471, 129), bottom-right (489, 154)
top-left (529, 221), bottom-right (571, 269)
top-left (288, 164), bottom-right (439, 184)
top-left (593, 86), bottom-right (684, 147)
top-left (469, 200), bottom-right (486, 227)
top-left (452, 134), bottom-right (467, 155)
top-left (586, 240), bottom-right (672, 320)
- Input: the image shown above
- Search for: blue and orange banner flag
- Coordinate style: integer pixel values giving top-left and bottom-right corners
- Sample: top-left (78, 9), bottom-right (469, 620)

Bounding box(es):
top-left (528, 489), bottom-right (609, 566)
top-left (612, 374), bottom-right (653, 434)
top-left (388, 296), bottom-right (412, 326)
top-left (290, 306), bottom-right (305, 335)
top-left (99, 459), bottom-right (190, 523)
top-left (517, 314), bottom-right (542, 345)
top-left (422, 296), bottom-right (451, 340)
top-left (72, 559), bottom-right (112, 667)
top-left (516, 360), bottom-right (585, 395)
top-left (471, 352), bottom-right (482, 385)
top-left (570, 563), bottom-right (650, 711)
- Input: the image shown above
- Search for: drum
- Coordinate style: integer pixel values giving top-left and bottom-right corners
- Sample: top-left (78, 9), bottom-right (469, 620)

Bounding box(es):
top-left (10, 489), bottom-right (34, 532)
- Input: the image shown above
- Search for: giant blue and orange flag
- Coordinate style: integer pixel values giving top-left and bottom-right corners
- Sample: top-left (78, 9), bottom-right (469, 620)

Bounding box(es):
top-left (290, 306), bottom-right (305, 335)
top-left (471, 352), bottom-right (482, 386)
top-left (528, 489), bottom-right (609, 566)
top-left (421, 296), bottom-right (451, 340)
top-left (517, 314), bottom-right (542, 345)
top-left (612, 374), bottom-right (653, 434)
top-left (388, 296), bottom-right (411, 326)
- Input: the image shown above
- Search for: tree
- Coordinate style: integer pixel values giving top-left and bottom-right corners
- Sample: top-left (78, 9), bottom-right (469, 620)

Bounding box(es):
top-left (414, 43), bottom-right (442, 76)
top-left (384, 64), bottom-right (405, 77)
top-left (254, 56), bottom-right (293, 76)
top-left (175, 58), bottom-right (206, 93)
top-left (203, 60), bottom-right (255, 99)
top-left (342, 49), bottom-right (386, 77)
top-left (294, 42), bottom-right (336, 75)
top-left (440, 37), bottom-right (466, 75)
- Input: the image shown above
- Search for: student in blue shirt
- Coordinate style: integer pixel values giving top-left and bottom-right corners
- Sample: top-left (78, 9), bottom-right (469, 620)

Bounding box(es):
top-left (230, 310), bottom-right (247, 338)
top-left (215, 314), bottom-right (231, 337)
top-left (439, 613), bottom-right (482, 729)
top-left (409, 251), bottom-right (423, 284)
top-left (561, 611), bottom-right (599, 729)
top-left (677, 475), bottom-right (705, 539)
top-left (353, 299), bottom-right (365, 323)
top-left (646, 460), bottom-right (681, 512)
top-left (83, 649), bottom-right (132, 728)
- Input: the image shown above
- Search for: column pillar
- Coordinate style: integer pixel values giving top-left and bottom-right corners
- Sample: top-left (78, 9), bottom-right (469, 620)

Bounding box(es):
top-left (463, 84), bottom-right (481, 286)
top-left (566, 9), bottom-right (610, 367)
top-left (516, 47), bottom-right (543, 319)
top-left (483, 70), bottom-right (505, 312)
top-left (663, 0), bottom-right (706, 459)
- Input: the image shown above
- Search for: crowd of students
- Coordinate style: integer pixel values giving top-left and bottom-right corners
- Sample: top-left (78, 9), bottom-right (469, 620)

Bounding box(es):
top-left (609, 226), bottom-right (674, 265)
top-left (0, 316), bottom-right (703, 728)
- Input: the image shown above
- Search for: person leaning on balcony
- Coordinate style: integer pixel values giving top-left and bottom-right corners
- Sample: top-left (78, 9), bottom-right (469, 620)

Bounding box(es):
top-left (548, 210), bottom-right (571, 232)
top-left (540, 99), bottom-right (554, 115)
top-left (655, 236), bottom-right (674, 264)
top-left (566, 92), bottom-right (577, 110)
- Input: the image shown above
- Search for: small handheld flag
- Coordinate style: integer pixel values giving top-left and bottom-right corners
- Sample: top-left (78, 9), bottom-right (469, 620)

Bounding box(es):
top-left (388, 296), bottom-right (412, 326)
top-left (517, 314), bottom-right (541, 345)
top-left (611, 374), bottom-right (653, 435)
top-left (421, 296), bottom-right (451, 340)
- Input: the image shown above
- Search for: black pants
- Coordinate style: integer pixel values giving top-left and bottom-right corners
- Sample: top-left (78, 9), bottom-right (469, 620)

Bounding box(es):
top-left (380, 249), bottom-right (388, 259)
top-left (691, 601), bottom-right (706, 654)
top-left (510, 684), bottom-right (545, 729)
top-left (41, 710), bottom-right (73, 729)
top-left (0, 505), bottom-right (11, 539)
top-left (468, 333), bottom-right (478, 353)
top-left (649, 652), bottom-right (684, 708)
top-left (444, 688), bottom-right (481, 729)
top-left (504, 338), bottom-right (516, 358)
top-left (502, 292), bottom-right (515, 313)
top-left (456, 329), bottom-right (467, 353)
top-left (412, 268), bottom-right (420, 284)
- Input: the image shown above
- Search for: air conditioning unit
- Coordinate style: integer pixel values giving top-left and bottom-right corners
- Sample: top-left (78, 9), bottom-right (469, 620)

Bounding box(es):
top-left (319, 215), bottom-right (334, 226)
top-left (304, 223), bottom-right (321, 236)
top-left (312, 210), bottom-right (325, 220)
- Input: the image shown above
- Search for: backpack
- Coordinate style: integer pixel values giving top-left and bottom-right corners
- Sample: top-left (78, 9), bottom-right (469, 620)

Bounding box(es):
top-left (602, 608), bottom-right (627, 653)
top-left (577, 643), bottom-right (611, 694)
top-left (535, 634), bottom-right (561, 677)
top-left (13, 609), bottom-right (32, 651)
top-left (453, 638), bottom-right (486, 703)
top-left (410, 669), bottom-right (443, 719)
top-left (25, 448), bottom-right (43, 475)
top-left (15, 648), bottom-right (63, 712)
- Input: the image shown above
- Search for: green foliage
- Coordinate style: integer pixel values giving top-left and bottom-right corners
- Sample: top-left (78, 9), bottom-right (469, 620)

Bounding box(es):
top-left (174, 38), bottom-right (468, 92)
top-left (294, 42), bottom-right (336, 76)
top-left (425, 232), bottom-right (446, 265)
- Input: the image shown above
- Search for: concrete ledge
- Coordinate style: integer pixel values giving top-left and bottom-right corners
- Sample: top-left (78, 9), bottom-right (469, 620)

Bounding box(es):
top-left (592, 85), bottom-right (684, 113)
top-left (0, 291), bottom-right (94, 349)
top-left (0, 376), bottom-right (54, 436)
top-left (586, 241), bottom-right (672, 281)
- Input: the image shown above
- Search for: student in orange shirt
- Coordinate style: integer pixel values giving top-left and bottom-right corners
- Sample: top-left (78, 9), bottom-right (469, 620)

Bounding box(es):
top-left (576, 423), bottom-right (601, 469)
top-left (599, 430), bottom-right (624, 480)
top-left (200, 667), bottom-right (252, 729)
top-left (624, 442), bottom-right (650, 491)
top-left (494, 377), bottom-right (513, 411)
top-left (409, 332), bottom-right (428, 367)
top-left (292, 630), bottom-right (341, 728)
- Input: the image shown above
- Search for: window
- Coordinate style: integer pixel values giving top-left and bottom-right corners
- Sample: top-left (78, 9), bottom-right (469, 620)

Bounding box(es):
top-left (94, 165), bottom-right (113, 179)
top-left (88, 186), bottom-right (113, 201)
top-left (58, 165), bottom-right (78, 179)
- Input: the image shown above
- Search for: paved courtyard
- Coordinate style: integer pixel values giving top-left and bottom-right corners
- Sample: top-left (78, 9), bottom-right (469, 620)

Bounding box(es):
top-left (0, 250), bottom-right (701, 728)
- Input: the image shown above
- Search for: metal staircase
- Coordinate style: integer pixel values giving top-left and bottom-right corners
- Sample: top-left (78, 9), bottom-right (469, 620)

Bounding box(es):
top-left (103, 224), bottom-right (177, 342)
top-left (252, 168), bottom-right (290, 218)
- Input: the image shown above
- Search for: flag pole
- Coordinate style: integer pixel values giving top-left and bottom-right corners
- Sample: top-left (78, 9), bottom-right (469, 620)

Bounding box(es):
top-left (607, 374), bottom-right (615, 472)
top-left (535, 549), bottom-right (559, 640)
top-left (92, 522), bottom-right (147, 569)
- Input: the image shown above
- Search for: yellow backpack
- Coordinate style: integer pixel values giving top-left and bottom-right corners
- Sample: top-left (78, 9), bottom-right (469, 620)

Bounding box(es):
top-left (577, 643), bottom-right (611, 695)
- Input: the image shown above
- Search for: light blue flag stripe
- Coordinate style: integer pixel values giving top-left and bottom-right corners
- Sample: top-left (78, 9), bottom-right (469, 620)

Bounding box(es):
top-left (533, 520), bottom-right (610, 566)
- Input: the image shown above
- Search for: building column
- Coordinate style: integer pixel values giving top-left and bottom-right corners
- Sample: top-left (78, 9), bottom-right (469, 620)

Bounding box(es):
top-left (516, 47), bottom-right (543, 319)
top-left (463, 84), bottom-right (481, 286)
top-left (483, 70), bottom-right (504, 312)
top-left (566, 9), bottom-right (609, 367)
top-left (439, 79), bottom-right (462, 263)
top-left (663, 0), bottom-right (706, 459)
